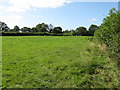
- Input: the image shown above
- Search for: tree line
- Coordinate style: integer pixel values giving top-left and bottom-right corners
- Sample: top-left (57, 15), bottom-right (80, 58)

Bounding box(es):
top-left (0, 22), bottom-right (99, 36)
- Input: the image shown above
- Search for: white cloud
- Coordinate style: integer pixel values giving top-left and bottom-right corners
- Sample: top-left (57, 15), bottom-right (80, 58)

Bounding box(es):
top-left (0, 0), bottom-right (118, 13)
top-left (0, 14), bottom-right (25, 28)
top-left (0, 0), bottom-right (117, 29)
top-left (89, 18), bottom-right (97, 22)
top-left (0, 0), bottom-right (71, 27)
top-left (69, 0), bottom-right (119, 2)
top-left (0, 0), bottom-right (71, 13)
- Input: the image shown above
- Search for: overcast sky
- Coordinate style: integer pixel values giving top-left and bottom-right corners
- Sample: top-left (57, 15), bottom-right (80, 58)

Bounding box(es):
top-left (0, 0), bottom-right (119, 30)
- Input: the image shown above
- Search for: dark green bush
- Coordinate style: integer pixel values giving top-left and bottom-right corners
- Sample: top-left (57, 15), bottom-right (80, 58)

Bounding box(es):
top-left (94, 8), bottom-right (120, 65)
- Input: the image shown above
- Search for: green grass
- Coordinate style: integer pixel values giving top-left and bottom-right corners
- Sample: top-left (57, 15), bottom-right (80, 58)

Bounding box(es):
top-left (2, 36), bottom-right (119, 88)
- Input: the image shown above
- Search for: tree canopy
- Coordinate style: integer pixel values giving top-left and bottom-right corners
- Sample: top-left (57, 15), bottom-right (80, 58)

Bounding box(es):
top-left (76, 26), bottom-right (87, 36)
top-left (36, 23), bottom-right (48, 32)
top-left (88, 24), bottom-right (99, 36)
top-left (51, 27), bottom-right (62, 34)
top-left (0, 21), bottom-right (10, 32)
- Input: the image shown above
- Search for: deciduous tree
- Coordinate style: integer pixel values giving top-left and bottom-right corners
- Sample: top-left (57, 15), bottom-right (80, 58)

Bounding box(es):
top-left (88, 24), bottom-right (99, 36)
top-left (0, 21), bottom-right (10, 32)
top-left (76, 26), bottom-right (87, 36)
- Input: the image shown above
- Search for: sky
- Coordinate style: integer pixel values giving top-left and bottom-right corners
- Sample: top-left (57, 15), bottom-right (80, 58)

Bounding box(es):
top-left (0, 0), bottom-right (119, 30)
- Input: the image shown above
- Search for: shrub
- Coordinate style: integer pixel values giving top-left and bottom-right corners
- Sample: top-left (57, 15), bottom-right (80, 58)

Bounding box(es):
top-left (94, 8), bottom-right (120, 65)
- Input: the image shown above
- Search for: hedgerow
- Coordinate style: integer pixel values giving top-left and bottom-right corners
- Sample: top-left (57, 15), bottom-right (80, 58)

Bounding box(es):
top-left (94, 8), bottom-right (120, 66)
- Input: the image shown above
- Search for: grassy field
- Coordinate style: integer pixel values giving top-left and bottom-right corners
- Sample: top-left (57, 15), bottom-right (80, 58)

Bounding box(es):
top-left (2, 36), bottom-right (119, 88)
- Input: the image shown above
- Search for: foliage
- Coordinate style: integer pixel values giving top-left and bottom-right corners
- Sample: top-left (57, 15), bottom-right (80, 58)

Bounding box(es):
top-left (88, 24), bottom-right (99, 36)
top-left (13, 25), bottom-right (20, 32)
top-left (70, 30), bottom-right (76, 36)
top-left (76, 26), bottom-right (87, 36)
top-left (32, 27), bottom-right (39, 32)
top-left (94, 8), bottom-right (120, 64)
top-left (0, 21), bottom-right (10, 32)
top-left (21, 27), bottom-right (32, 32)
top-left (51, 26), bottom-right (63, 34)
top-left (36, 23), bottom-right (49, 32)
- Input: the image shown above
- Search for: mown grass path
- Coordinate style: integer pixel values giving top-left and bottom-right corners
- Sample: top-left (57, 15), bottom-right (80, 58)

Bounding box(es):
top-left (2, 36), bottom-right (118, 88)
